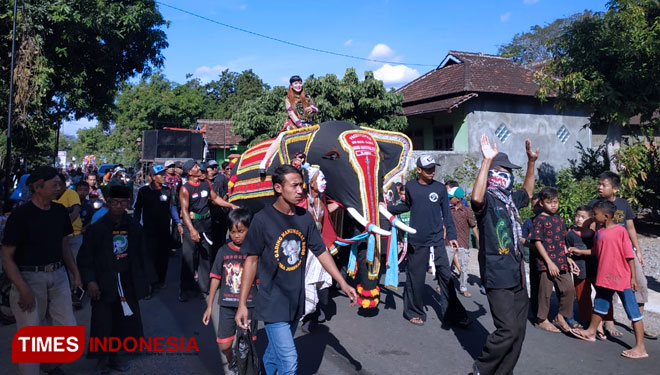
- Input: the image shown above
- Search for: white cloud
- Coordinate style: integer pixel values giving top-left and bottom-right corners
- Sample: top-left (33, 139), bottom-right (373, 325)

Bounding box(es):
top-left (344, 39), bottom-right (353, 46)
top-left (500, 11), bottom-right (511, 22)
top-left (193, 65), bottom-right (229, 82)
top-left (523, 0), bottom-right (540, 4)
top-left (373, 64), bottom-right (420, 87)
top-left (368, 43), bottom-right (396, 60)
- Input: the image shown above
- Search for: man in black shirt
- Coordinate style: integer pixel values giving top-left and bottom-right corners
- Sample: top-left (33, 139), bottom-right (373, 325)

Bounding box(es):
top-left (387, 155), bottom-right (469, 327)
top-left (179, 160), bottom-right (238, 301)
top-left (470, 135), bottom-right (538, 375)
top-left (235, 165), bottom-right (357, 375)
top-left (2, 166), bottom-right (81, 375)
top-left (206, 159), bottom-right (229, 262)
top-left (77, 185), bottom-right (155, 373)
top-left (133, 164), bottom-right (183, 296)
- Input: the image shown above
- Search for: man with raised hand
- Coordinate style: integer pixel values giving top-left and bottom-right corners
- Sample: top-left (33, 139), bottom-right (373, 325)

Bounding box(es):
top-left (471, 135), bottom-right (538, 375)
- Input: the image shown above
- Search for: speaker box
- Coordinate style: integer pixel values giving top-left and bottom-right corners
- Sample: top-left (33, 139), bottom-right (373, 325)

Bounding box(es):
top-left (141, 130), bottom-right (203, 161)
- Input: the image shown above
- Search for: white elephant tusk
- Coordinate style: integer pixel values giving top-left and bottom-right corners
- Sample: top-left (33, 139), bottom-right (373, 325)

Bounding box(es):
top-left (346, 207), bottom-right (391, 236)
top-left (378, 205), bottom-right (417, 234)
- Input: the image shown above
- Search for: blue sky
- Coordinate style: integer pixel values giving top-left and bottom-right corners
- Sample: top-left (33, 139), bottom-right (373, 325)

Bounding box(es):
top-left (62, 0), bottom-right (608, 135)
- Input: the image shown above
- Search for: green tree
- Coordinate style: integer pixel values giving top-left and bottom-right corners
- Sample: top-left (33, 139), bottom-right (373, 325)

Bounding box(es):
top-left (232, 68), bottom-right (407, 144)
top-left (203, 69), bottom-right (270, 119)
top-left (0, 0), bottom-right (167, 171)
top-left (499, 11), bottom-right (593, 64)
top-left (536, 0), bottom-right (660, 170)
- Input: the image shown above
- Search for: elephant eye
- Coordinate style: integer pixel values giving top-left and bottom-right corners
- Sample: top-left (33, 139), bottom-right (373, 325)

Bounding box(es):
top-left (322, 148), bottom-right (340, 160)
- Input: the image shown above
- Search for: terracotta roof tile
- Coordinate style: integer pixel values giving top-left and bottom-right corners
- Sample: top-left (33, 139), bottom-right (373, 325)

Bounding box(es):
top-left (400, 51), bottom-right (539, 107)
top-left (197, 119), bottom-right (244, 149)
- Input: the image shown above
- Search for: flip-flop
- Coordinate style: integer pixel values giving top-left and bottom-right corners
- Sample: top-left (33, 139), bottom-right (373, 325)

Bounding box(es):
top-left (409, 317), bottom-right (424, 326)
top-left (621, 350), bottom-right (649, 359)
top-left (596, 331), bottom-right (607, 341)
top-left (460, 291), bottom-right (472, 298)
top-left (604, 327), bottom-right (624, 337)
top-left (552, 319), bottom-right (571, 333)
top-left (570, 328), bottom-right (596, 342)
top-left (644, 329), bottom-right (658, 340)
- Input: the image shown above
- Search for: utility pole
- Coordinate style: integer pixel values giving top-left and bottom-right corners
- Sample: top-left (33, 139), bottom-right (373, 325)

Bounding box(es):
top-left (4, 0), bottom-right (18, 202)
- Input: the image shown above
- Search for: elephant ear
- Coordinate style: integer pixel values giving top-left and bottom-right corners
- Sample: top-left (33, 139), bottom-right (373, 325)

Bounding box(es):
top-left (360, 127), bottom-right (413, 189)
top-left (276, 125), bottom-right (319, 166)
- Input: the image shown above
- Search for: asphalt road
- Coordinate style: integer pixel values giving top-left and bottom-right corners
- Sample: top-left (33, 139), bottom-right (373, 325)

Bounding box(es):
top-left (2, 250), bottom-right (659, 374)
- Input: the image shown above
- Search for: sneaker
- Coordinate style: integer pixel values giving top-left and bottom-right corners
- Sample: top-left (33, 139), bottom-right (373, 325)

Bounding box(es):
top-left (480, 285), bottom-right (486, 295)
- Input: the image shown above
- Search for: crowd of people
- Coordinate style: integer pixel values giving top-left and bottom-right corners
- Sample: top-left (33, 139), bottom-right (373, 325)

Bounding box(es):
top-left (0, 72), bottom-right (655, 375)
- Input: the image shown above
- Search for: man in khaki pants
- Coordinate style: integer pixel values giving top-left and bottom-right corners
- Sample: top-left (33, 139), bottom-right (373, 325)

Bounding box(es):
top-left (2, 166), bottom-right (81, 375)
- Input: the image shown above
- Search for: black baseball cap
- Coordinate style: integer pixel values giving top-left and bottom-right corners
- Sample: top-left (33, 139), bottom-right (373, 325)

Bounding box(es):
top-left (182, 159), bottom-right (197, 174)
top-left (26, 166), bottom-right (58, 185)
top-left (491, 152), bottom-right (521, 170)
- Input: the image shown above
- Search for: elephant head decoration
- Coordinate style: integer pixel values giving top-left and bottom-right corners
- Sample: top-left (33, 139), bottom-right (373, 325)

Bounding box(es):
top-left (228, 121), bottom-right (416, 308)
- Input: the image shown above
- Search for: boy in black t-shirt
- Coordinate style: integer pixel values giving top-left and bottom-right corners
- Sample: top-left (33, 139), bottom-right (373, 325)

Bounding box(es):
top-left (203, 208), bottom-right (256, 375)
top-left (530, 187), bottom-right (577, 333)
top-left (235, 165), bottom-right (357, 375)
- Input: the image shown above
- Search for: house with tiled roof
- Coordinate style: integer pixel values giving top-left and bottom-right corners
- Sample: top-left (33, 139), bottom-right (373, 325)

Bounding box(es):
top-left (399, 51), bottom-right (590, 175)
top-left (196, 119), bottom-right (246, 162)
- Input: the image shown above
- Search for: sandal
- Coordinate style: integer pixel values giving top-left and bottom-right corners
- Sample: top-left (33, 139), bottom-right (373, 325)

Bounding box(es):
top-left (570, 328), bottom-right (596, 342)
top-left (460, 290), bottom-right (472, 297)
top-left (409, 317), bottom-right (424, 326)
top-left (644, 329), bottom-right (658, 340)
top-left (565, 317), bottom-right (583, 329)
top-left (621, 350), bottom-right (648, 359)
top-left (536, 321), bottom-right (561, 333)
top-left (596, 330), bottom-right (607, 340)
top-left (604, 326), bottom-right (623, 337)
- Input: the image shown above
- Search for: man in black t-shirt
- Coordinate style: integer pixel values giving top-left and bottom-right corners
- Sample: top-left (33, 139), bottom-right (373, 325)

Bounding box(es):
top-left (133, 164), bottom-right (183, 296)
top-left (1, 166), bottom-right (81, 375)
top-left (179, 160), bottom-right (238, 300)
top-left (470, 135), bottom-right (538, 375)
top-left (235, 165), bottom-right (357, 375)
top-left (386, 155), bottom-right (469, 327)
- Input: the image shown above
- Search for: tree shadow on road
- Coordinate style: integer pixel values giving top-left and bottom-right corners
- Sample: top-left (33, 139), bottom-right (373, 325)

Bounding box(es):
top-left (424, 284), bottom-right (490, 359)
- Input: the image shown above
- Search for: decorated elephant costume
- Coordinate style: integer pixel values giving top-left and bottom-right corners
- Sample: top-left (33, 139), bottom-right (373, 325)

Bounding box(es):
top-left (228, 121), bottom-right (416, 308)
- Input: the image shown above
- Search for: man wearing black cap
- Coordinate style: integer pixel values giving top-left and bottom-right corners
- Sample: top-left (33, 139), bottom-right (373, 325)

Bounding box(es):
top-left (77, 185), bottom-right (155, 373)
top-left (179, 160), bottom-right (239, 301)
top-left (470, 135), bottom-right (538, 375)
top-left (386, 155), bottom-right (470, 327)
top-left (2, 166), bottom-right (81, 375)
top-left (133, 165), bottom-right (183, 297)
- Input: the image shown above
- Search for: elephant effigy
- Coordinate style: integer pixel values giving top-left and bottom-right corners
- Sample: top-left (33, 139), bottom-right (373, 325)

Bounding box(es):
top-left (227, 120), bottom-right (416, 309)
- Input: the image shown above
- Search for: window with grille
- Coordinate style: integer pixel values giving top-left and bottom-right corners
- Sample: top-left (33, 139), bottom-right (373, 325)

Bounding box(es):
top-left (495, 123), bottom-right (510, 143)
top-left (556, 125), bottom-right (571, 144)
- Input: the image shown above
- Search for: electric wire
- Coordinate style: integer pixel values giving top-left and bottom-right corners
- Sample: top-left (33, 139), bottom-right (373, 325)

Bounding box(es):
top-left (156, 1), bottom-right (436, 67)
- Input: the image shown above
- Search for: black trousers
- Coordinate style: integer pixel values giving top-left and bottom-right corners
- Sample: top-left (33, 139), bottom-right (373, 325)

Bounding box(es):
top-left (476, 286), bottom-right (529, 375)
top-left (403, 244), bottom-right (467, 323)
top-left (144, 230), bottom-right (171, 285)
top-left (180, 227), bottom-right (211, 294)
top-left (88, 275), bottom-right (143, 358)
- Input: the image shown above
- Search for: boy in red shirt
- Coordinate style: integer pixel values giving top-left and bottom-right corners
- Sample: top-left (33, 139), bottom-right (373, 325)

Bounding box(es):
top-left (571, 200), bottom-right (647, 359)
